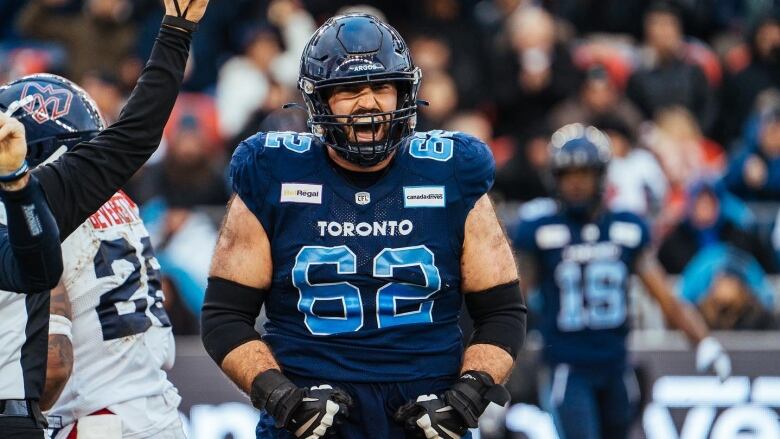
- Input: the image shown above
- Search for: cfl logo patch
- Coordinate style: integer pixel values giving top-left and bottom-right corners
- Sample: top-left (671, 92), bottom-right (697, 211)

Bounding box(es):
top-left (355, 192), bottom-right (370, 205)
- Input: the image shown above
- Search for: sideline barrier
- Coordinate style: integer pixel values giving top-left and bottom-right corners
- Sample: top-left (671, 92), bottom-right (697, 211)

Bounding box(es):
top-left (169, 331), bottom-right (780, 439)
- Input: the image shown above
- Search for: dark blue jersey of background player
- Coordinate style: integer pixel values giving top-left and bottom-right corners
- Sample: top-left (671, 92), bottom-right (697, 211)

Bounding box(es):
top-left (511, 124), bottom-right (731, 439)
top-left (202, 14), bottom-right (524, 439)
top-left (513, 202), bottom-right (650, 368)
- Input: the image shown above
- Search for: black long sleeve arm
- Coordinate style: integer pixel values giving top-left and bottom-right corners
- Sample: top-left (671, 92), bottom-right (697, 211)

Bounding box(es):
top-left (32, 25), bottom-right (192, 239)
top-left (0, 175), bottom-right (63, 292)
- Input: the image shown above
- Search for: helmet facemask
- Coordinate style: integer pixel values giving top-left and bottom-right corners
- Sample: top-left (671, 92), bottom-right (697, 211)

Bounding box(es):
top-left (302, 73), bottom-right (420, 167)
top-left (553, 165), bottom-right (607, 221)
top-left (26, 131), bottom-right (101, 167)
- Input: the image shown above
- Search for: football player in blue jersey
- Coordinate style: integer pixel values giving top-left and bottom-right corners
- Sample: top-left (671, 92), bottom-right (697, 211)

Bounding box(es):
top-left (200, 13), bottom-right (527, 439)
top-left (511, 123), bottom-right (732, 439)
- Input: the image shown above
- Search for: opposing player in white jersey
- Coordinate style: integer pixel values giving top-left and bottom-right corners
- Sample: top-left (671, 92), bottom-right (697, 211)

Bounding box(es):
top-left (44, 192), bottom-right (182, 439)
top-left (0, 74), bottom-right (184, 439)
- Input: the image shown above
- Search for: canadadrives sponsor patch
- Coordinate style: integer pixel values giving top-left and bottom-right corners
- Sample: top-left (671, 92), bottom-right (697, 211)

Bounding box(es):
top-left (280, 183), bottom-right (322, 204)
top-left (403, 186), bottom-right (446, 208)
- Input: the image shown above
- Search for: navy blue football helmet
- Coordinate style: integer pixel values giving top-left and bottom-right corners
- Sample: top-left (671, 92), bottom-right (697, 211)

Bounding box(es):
top-left (298, 14), bottom-right (421, 166)
top-left (549, 123), bottom-right (612, 217)
top-left (0, 74), bottom-right (104, 167)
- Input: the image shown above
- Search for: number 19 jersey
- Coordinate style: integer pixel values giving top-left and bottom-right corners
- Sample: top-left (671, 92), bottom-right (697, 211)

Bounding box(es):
top-left (511, 203), bottom-right (650, 369)
top-left (230, 130), bottom-right (495, 382)
top-left (47, 191), bottom-right (179, 433)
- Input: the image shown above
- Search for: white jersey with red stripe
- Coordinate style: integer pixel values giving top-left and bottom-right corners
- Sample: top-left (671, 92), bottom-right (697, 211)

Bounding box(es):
top-left (45, 191), bottom-right (182, 437)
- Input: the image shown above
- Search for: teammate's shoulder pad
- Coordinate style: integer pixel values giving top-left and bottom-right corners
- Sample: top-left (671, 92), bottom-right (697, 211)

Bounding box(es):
top-left (510, 198), bottom-right (559, 250)
top-left (518, 198), bottom-right (559, 222)
top-left (451, 131), bottom-right (495, 171)
top-left (450, 131), bottom-right (495, 206)
top-left (230, 132), bottom-right (278, 208)
top-left (233, 131), bottom-right (317, 160)
top-left (231, 132), bottom-right (271, 165)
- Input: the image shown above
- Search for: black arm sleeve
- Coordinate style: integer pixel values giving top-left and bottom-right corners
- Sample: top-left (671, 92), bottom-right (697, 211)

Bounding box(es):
top-left (201, 277), bottom-right (266, 366)
top-left (465, 280), bottom-right (528, 359)
top-left (32, 24), bottom-right (192, 239)
top-left (0, 175), bottom-right (63, 293)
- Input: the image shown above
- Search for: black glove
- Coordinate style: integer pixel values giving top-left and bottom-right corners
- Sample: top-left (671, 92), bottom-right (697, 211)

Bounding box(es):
top-left (394, 371), bottom-right (510, 439)
top-left (250, 369), bottom-right (353, 438)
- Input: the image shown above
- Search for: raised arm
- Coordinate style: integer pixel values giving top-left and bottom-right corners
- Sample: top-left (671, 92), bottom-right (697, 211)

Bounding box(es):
top-left (0, 111), bottom-right (62, 292)
top-left (32, 0), bottom-right (209, 239)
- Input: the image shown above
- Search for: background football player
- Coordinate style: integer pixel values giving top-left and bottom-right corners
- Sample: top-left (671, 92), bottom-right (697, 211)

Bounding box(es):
top-left (200, 14), bottom-right (528, 439)
top-left (3, 74), bottom-right (184, 439)
top-left (511, 123), bottom-right (732, 439)
top-left (0, 1), bottom-right (207, 437)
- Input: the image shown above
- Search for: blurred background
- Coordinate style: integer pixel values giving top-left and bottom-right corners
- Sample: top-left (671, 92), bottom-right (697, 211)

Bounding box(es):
top-left (2, 0), bottom-right (780, 437)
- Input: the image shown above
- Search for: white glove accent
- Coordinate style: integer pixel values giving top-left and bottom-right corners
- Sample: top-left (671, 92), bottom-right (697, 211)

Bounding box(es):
top-left (416, 413), bottom-right (443, 439)
top-left (696, 336), bottom-right (732, 381)
top-left (412, 395), bottom-right (461, 439)
top-left (300, 396), bottom-right (340, 439)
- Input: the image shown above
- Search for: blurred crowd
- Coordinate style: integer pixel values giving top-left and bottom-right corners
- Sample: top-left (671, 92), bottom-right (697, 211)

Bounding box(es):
top-left (2, 0), bottom-right (780, 334)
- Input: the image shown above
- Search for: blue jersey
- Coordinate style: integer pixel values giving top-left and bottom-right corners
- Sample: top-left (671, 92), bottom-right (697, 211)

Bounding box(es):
top-left (230, 130), bottom-right (495, 382)
top-left (511, 202), bottom-right (650, 368)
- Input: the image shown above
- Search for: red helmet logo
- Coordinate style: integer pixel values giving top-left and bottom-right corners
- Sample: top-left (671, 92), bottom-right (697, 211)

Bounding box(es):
top-left (21, 83), bottom-right (73, 124)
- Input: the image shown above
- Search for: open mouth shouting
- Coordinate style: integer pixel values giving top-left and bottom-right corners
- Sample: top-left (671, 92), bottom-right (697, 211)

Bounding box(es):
top-left (349, 112), bottom-right (389, 143)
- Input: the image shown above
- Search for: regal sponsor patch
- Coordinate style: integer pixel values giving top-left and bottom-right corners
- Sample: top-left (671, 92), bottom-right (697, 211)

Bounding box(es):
top-left (280, 183), bottom-right (322, 204)
top-left (403, 186), bottom-right (446, 208)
